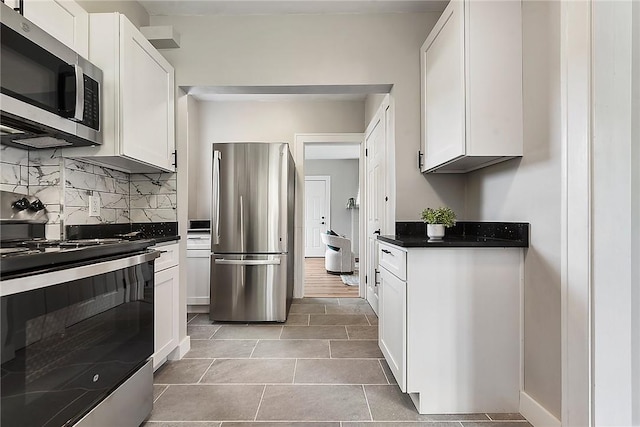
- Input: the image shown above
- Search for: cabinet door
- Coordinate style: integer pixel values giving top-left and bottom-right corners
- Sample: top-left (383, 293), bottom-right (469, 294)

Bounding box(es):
top-left (187, 251), bottom-right (211, 305)
top-left (23, 0), bottom-right (89, 57)
top-left (120, 15), bottom-right (175, 172)
top-left (420, 0), bottom-right (465, 172)
top-left (378, 267), bottom-right (406, 391)
top-left (153, 265), bottom-right (179, 370)
top-left (154, 243), bottom-right (180, 272)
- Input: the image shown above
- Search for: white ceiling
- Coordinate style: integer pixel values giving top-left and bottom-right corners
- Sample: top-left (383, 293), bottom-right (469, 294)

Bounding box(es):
top-left (305, 143), bottom-right (360, 160)
top-left (139, 0), bottom-right (448, 17)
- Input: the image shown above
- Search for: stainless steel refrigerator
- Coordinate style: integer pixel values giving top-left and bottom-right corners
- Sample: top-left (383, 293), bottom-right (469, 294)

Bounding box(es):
top-left (209, 142), bottom-right (295, 322)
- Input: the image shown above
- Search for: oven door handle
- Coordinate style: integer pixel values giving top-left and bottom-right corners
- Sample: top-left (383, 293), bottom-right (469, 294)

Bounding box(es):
top-left (1, 251), bottom-right (160, 297)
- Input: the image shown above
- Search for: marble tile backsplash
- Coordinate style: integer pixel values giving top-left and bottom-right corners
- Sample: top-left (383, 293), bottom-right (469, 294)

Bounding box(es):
top-left (0, 145), bottom-right (29, 194)
top-left (64, 159), bottom-right (131, 226)
top-left (1, 146), bottom-right (177, 238)
top-left (130, 173), bottom-right (178, 222)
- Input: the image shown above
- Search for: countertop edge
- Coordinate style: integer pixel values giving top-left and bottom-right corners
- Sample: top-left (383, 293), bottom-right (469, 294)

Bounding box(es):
top-left (151, 235), bottom-right (181, 244)
top-left (378, 235), bottom-right (529, 248)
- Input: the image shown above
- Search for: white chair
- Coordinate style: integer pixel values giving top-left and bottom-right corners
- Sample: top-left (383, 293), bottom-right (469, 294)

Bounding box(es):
top-left (320, 233), bottom-right (355, 274)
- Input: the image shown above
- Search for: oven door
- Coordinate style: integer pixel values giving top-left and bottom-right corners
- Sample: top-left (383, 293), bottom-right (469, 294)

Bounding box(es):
top-left (0, 251), bottom-right (158, 427)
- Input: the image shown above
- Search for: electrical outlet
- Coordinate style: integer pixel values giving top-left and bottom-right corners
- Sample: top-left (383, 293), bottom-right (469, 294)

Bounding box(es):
top-left (89, 194), bottom-right (100, 217)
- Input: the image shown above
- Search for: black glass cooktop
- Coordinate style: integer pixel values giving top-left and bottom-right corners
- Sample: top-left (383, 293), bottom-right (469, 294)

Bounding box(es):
top-left (0, 239), bottom-right (156, 279)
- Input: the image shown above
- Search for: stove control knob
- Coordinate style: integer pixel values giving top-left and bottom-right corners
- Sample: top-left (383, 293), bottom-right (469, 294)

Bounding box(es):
top-left (12, 197), bottom-right (30, 211)
top-left (29, 199), bottom-right (45, 212)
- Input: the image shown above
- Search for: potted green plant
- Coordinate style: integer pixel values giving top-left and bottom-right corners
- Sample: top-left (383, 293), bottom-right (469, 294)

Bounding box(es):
top-left (421, 206), bottom-right (456, 240)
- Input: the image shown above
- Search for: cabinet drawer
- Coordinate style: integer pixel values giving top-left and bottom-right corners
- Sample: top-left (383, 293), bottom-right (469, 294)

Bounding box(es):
top-left (153, 242), bottom-right (179, 272)
top-left (378, 243), bottom-right (406, 281)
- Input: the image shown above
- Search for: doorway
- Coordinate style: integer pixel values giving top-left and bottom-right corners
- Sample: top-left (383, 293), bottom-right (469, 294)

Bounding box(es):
top-left (294, 133), bottom-right (364, 299)
top-left (304, 176), bottom-right (331, 258)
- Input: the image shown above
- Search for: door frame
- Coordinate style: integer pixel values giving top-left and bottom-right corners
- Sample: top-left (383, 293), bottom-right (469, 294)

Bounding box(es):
top-left (560, 1), bottom-right (639, 426)
top-left (293, 133), bottom-right (365, 299)
top-left (364, 95), bottom-right (393, 313)
top-left (304, 175), bottom-right (331, 257)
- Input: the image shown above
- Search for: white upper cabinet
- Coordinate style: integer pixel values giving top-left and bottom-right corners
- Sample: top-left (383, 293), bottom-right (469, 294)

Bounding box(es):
top-left (22, 0), bottom-right (89, 57)
top-left (420, 0), bottom-right (522, 173)
top-left (67, 13), bottom-right (175, 173)
top-left (119, 18), bottom-right (175, 172)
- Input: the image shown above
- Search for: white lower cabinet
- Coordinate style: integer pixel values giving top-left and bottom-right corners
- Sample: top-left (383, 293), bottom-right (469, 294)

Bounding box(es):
top-left (186, 234), bottom-right (211, 310)
top-left (377, 241), bottom-right (522, 414)
top-left (152, 242), bottom-right (179, 370)
top-left (378, 266), bottom-right (406, 391)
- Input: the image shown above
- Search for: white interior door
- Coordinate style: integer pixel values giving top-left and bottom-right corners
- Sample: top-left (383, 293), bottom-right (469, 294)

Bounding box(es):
top-left (304, 176), bottom-right (330, 257)
top-left (365, 106), bottom-right (386, 314)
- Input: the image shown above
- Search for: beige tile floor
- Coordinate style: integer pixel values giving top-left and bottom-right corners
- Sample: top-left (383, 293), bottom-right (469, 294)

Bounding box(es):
top-left (143, 298), bottom-right (531, 427)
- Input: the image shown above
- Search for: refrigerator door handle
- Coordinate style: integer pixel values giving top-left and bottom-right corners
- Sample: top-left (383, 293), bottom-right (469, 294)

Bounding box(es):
top-left (212, 150), bottom-right (221, 245)
top-left (213, 258), bottom-right (282, 266)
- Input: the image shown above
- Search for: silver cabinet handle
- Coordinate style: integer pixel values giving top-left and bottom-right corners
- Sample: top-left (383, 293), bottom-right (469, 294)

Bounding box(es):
top-left (73, 64), bottom-right (84, 121)
top-left (212, 150), bottom-right (221, 245)
top-left (214, 258), bottom-right (281, 266)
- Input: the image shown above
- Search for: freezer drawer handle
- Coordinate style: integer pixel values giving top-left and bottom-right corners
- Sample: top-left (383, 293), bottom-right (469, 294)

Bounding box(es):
top-left (214, 258), bottom-right (281, 266)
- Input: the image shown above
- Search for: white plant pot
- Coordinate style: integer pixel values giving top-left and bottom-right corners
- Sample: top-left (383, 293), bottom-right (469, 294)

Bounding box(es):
top-left (427, 224), bottom-right (445, 240)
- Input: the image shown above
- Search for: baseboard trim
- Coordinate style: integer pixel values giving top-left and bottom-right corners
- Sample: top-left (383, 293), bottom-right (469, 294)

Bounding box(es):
top-left (520, 391), bottom-right (561, 427)
top-left (187, 305), bottom-right (209, 314)
top-left (168, 336), bottom-right (191, 361)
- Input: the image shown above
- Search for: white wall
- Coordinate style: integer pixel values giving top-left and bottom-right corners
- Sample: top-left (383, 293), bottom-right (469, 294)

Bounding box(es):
top-left (191, 99), bottom-right (365, 219)
top-left (365, 94), bottom-right (387, 124)
top-left (466, 1), bottom-right (561, 418)
top-left (187, 97), bottom-right (201, 219)
top-left (632, 3), bottom-right (640, 424)
top-left (150, 12), bottom-right (467, 222)
top-left (305, 159), bottom-right (359, 241)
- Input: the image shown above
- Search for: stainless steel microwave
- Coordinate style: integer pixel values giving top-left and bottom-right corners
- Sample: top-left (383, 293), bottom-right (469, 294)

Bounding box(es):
top-left (0, 3), bottom-right (102, 149)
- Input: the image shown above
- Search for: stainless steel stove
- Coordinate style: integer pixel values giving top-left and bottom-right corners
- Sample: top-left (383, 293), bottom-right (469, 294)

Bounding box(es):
top-left (0, 236), bottom-right (157, 279)
top-left (0, 190), bottom-right (158, 427)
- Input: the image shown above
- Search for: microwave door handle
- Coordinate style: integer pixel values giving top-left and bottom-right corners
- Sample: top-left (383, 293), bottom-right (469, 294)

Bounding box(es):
top-left (73, 64), bottom-right (84, 122)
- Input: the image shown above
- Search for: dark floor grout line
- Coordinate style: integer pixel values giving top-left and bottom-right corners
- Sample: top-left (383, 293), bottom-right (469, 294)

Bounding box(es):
top-left (252, 384), bottom-right (267, 421)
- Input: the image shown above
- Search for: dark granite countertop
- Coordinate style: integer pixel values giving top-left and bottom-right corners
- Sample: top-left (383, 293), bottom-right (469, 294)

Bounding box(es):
top-left (66, 222), bottom-right (180, 243)
top-left (378, 221), bottom-right (529, 248)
